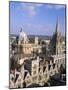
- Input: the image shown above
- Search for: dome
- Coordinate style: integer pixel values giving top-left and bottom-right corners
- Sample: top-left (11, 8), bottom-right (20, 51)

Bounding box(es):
top-left (19, 30), bottom-right (28, 43)
top-left (19, 31), bottom-right (27, 39)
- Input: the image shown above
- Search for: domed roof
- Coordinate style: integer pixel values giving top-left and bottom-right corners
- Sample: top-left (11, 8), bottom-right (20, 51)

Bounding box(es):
top-left (19, 28), bottom-right (28, 43)
top-left (20, 31), bottom-right (27, 39)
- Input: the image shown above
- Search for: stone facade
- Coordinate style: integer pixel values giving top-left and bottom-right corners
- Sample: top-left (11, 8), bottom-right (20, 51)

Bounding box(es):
top-left (10, 53), bottom-right (65, 88)
top-left (10, 20), bottom-right (66, 88)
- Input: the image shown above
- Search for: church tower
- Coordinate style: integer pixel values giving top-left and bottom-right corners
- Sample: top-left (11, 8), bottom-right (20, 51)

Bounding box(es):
top-left (50, 18), bottom-right (62, 55)
top-left (35, 37), bottom-right (38, 45)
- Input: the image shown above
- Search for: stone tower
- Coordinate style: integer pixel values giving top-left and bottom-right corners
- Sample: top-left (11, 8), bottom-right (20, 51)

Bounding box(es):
top-left (50, 18), bottom-right (62, 55)
top-left (35, 36), bottom-right (38, 45)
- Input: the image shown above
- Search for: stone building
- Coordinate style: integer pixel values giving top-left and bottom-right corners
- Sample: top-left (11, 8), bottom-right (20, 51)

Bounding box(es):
top-left (10, 19), bottom-right (66, 88)
top-left (50, 19), bottom-right (63, 55)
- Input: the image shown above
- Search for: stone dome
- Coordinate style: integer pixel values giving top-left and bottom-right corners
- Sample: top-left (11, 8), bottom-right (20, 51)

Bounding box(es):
top-left (19, 28), bottom-right (28, 44)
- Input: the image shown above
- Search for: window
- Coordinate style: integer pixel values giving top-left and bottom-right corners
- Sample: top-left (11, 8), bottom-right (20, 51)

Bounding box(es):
top-left (48, 65), bottom-right (51, 70)
top-left (52, 60), bottom-right (53, 63)
top-left (26, 79), bottom-right (31, 84)
top-left (48, 61), bottom-right (50, 64)
top-left (33, 71), bottom-right (36, 75)
top-left (43, 66), bottom-right (46, 72)
top-left (33, 64), bottom-right (37, 69)
top-left (39, 75), bottom-right (42, 80)
top-left (53, 64), bottom-right (55, 69)
top-left (39, 68), bottom-right (40, 72)
top-left (44, 74), bottom-right (47, 78)
top-left (32, 76), bottom-right (37, 81)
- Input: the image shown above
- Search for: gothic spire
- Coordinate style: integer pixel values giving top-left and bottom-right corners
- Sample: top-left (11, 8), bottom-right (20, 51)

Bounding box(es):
top-left (55, 17), bottom-right (60, 36)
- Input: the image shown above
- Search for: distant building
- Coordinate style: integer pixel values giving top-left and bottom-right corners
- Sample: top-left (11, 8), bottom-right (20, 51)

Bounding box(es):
top-left (10, 19), bottom-right (66, 88)
top-left (50, 19), bottom-right (63, 55)
top-left (35, 37), bottom-right (38, 45)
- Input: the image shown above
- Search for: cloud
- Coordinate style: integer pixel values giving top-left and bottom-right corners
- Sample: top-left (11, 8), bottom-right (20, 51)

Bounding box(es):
top-left (22, 3), bottom-right (36, 16)
top-left (21, 3), bottom-right (43, 16)
top-left (21, 3), bottom-right (65, 16)
top-left (46, 4), bottom-right (65, 10)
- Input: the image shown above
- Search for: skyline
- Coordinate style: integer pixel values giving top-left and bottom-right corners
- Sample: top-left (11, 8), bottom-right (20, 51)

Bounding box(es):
top-left (10, 1), bottom-right (66, 36)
